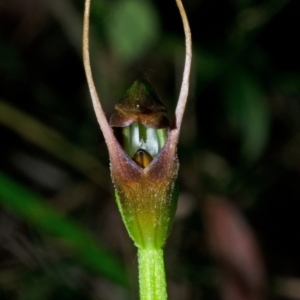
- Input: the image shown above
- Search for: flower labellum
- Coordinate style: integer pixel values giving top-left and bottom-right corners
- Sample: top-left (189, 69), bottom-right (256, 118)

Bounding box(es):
top-left (132, 149), bottom-right (153, 169)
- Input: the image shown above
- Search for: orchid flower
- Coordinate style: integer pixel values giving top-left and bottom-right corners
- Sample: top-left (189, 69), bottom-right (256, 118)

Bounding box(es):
top-left (83, 0), bottom-right (192, 299)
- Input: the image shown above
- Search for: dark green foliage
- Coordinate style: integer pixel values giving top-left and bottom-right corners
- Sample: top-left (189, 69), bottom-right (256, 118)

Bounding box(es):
top-left (1, 0), bottom-right (300, 299)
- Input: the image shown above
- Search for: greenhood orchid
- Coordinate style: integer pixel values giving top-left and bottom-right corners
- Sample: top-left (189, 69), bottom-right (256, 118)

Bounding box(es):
top-left (83, 0), bottom-right (192, 298)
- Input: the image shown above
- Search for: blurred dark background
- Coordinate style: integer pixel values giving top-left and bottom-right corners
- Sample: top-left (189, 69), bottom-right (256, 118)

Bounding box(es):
top-left (1, 0), bottom-right (300, 299)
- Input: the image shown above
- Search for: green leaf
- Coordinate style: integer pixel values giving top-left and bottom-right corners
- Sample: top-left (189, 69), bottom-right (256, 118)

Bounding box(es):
top-left (106, 0), bottom-right (160, 64)
top-left (273, 72), bottom-right (300, 97)
top-left (224, 70), bottom-right (270, 163)
top-left (196, 50), bottom-right (225, 84)
top-left (0, 172), bottom-right (127, 286)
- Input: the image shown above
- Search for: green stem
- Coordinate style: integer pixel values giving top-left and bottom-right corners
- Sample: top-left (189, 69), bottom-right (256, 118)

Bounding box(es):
top-left (138, 248), bottom-right (167, 300)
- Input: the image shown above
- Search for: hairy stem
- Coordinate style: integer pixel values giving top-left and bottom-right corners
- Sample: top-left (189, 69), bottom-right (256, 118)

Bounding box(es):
top-left (138, 248), bottom-right (167, 300)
